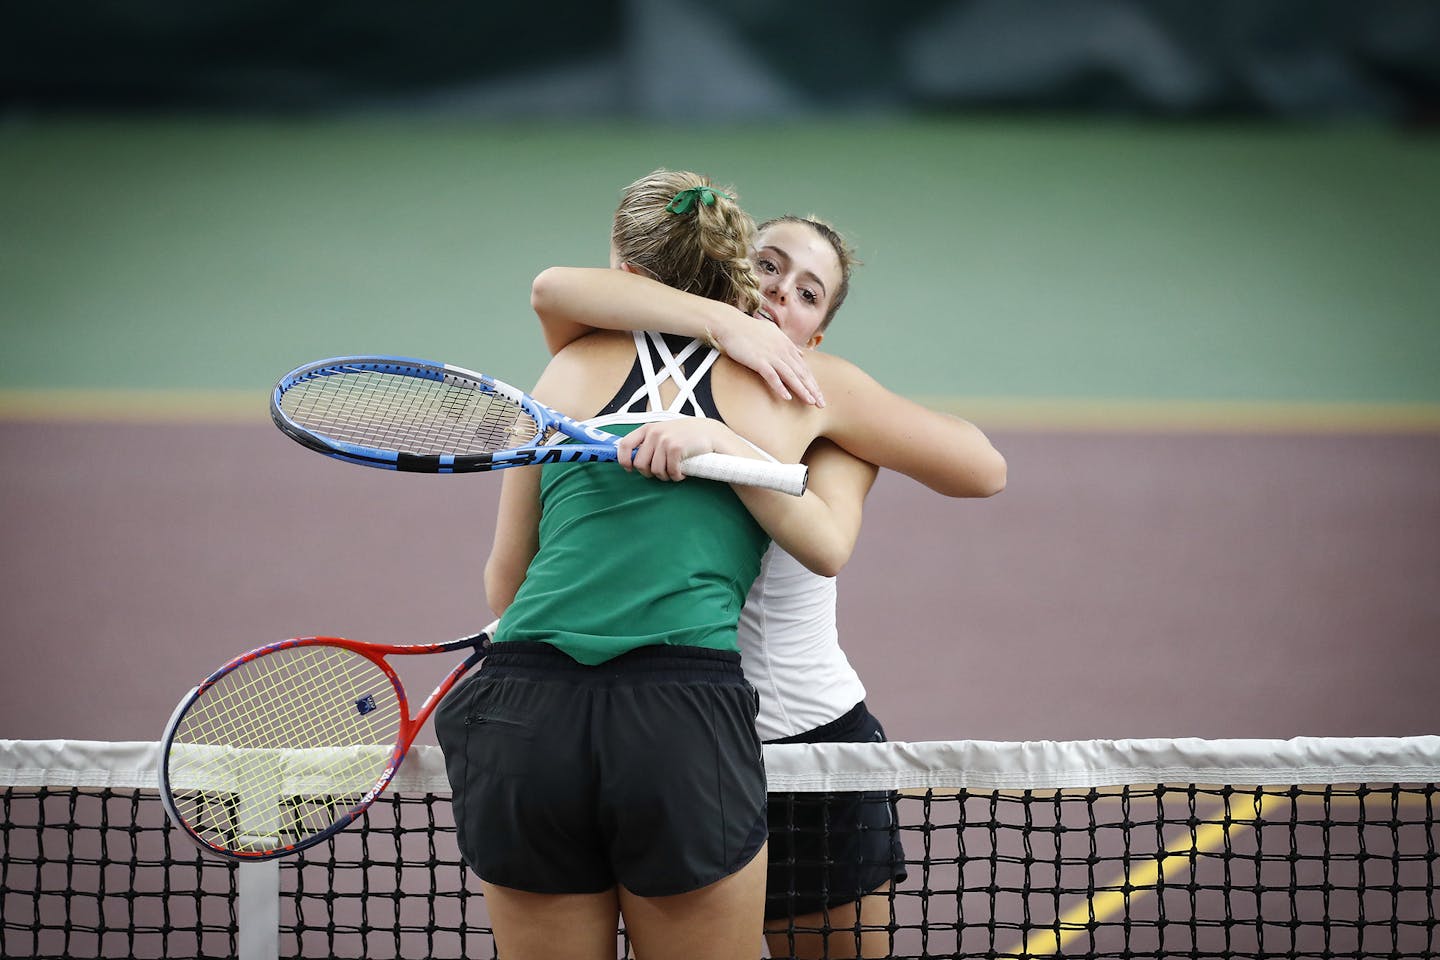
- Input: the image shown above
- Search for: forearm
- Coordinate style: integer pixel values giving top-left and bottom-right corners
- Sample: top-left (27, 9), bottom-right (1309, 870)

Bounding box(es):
top-left (617, 417), bottom-right (861, 576)
top-left (695, 431), bottom-right (865, 577)
top-left (732, 486), bottom-right (859, 578)
top-left (531, 266), bottom-right (822, 404)
top-left (483, 558), bottom-right (519, 616)
top-left (738, 439), bottom-right (875, 576)
top-left (816, 356), bottom-right (1007, 498)
top-left (898, 409), bottom-right (1007, 498)
top-left (484, 470), bottom-right (541, 615)
top-left (530, 267), bottom-right (731, 353)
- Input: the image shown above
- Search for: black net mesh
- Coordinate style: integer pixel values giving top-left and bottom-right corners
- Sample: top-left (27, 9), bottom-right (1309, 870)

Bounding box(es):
top-left (3, 742), bottom-right (1436, 959)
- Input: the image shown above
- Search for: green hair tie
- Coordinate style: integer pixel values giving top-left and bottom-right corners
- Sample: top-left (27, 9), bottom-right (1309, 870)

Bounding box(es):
top-left (665, 185), bottom-right (731, 215)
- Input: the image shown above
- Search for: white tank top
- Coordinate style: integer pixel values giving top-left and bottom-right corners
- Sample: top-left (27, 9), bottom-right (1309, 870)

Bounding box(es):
top-left (737, 543), bottom-right (867, 741)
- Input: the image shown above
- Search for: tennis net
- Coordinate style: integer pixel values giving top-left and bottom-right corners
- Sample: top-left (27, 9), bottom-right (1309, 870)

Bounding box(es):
top-left (2, 737), bottom-right (1436, 959)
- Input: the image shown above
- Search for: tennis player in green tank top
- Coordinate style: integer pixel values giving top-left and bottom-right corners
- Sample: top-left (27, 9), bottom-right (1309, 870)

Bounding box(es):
top-left (436, 171), bottom-right (786, 960)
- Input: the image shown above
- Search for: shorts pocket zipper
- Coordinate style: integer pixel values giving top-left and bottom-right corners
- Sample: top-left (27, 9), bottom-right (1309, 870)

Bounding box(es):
top-left (465, 713), bottom-right (526, 729)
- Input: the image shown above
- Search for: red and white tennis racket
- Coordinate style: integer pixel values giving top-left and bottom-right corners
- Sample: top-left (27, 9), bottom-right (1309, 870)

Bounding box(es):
top-left (159, 622), bottom-right (497, 860)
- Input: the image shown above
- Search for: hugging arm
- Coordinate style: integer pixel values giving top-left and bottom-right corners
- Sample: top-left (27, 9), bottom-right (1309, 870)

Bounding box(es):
top-left (532, 269), bottom-right (1004, 498)
top-left (483, 415), bottom-right (871, 595)
top-left (752, 439), bottom-right (876, 577)
top-left (617, 421), bottom-right (874, 578)
top-left (530, 266), bottom-right (821, 405)
top-left (811, 353), bottom-right (1007, 499)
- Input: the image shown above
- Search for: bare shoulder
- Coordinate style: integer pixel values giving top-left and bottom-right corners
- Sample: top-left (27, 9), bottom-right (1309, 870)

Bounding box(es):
top-left (551, 329), bottom-right (634, 366)
top-left (533, 330), bottom-right (635, 417)
top-left (709, 355), bottom-right (825, 463)
top-left (808, 351), bottom-right (881, 394)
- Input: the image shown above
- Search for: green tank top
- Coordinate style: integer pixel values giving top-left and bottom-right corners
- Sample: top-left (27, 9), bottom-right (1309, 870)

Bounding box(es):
top-left (493, 423), bottom-right (770, 665)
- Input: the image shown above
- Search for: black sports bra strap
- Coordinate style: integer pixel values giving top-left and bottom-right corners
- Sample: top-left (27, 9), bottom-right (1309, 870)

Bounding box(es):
top-left (596, 332), bottom-right (723, 421)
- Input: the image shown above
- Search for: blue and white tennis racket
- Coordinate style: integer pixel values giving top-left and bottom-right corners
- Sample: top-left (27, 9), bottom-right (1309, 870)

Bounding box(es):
top-left (271, 355), bottom-right (807, 495)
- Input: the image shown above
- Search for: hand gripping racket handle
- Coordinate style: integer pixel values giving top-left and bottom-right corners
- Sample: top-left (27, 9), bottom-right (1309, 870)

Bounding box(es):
top-left (679, 453), bottom-right (808, 496)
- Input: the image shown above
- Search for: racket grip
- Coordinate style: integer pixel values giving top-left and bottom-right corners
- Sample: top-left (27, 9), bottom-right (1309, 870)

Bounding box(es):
top-left (680, 453), bottom-right (808, 496)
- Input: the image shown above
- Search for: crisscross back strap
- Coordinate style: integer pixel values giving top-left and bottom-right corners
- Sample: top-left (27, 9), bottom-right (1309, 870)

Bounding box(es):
top-left (608, 331), bottom-right (722, 418)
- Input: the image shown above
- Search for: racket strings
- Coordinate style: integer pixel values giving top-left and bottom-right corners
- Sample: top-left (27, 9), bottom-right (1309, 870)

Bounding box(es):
top-left (280, 369), bottom-right (541, 455)
top-left (167, 645), bottom-right (402, 853)
top-left (188, 649), bottom-right (396, 758)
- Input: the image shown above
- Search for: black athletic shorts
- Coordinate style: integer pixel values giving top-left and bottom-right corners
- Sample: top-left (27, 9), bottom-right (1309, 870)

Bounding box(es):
top-left (434, 641), bottom-right (768, 898)
top-left (764, 701), bottom-right (908, 920)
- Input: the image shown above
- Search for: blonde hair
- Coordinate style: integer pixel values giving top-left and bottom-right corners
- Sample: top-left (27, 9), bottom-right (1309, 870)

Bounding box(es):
top-left (613, 170), bottom-right (761, 315)
top-left (758, 215), bottom-right (860, 332)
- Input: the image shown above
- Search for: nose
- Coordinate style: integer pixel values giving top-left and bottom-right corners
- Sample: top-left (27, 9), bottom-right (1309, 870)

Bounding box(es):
top-left (764, 277), bottom-right (786, 303)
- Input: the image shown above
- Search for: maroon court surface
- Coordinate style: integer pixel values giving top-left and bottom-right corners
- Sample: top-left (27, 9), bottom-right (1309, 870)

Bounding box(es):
top-left (0, 421), bottom-right (1436, 746)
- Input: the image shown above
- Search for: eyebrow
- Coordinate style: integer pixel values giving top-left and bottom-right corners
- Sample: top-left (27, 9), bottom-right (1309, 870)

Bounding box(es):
top-left (758, 244), bottom-right (827, 299)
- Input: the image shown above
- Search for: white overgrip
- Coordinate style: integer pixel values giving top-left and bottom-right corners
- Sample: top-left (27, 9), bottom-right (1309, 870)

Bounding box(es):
top-left (679, 453), bottom-right (808, 496)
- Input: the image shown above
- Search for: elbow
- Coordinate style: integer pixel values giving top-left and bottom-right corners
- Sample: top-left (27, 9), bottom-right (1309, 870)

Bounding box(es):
top-left (797, 539), bottom-right (854, 579)
top-left (976, 451), bottom-right (1007, 498)
top-left (798, 554), bottom-right (846, 579)
top-left (529, 267), bottom-right (563, 316)
top-left (940, 449), bottom-right (1007, 499)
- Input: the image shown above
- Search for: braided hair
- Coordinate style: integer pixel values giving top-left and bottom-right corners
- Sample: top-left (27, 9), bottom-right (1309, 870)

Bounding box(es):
top-left (612, 169), bottom-right (761, 315)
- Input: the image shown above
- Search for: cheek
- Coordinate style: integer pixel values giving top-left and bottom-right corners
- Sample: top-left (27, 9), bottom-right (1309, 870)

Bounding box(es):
top-left (800, 304), bottom-right (826, 336)
top-left (782, 315), bottom-right (822, 348)
top-left (774, 316), bottom-right (803, 344)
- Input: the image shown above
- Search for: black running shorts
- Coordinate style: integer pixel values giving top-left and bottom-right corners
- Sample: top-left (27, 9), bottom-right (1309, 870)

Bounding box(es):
top-left (435, 641), bottom-right (768, 898)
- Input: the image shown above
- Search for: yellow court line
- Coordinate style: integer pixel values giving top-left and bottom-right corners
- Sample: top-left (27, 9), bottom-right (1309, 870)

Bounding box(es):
top-left (0, 390), bottom-right (269, 423)
top-left (1008, 790), bottom-right (1432, 958)
top-left (4, 389), bottom-right (1440, 433)
top-left (1011, 791), bottom-right (1283, 958)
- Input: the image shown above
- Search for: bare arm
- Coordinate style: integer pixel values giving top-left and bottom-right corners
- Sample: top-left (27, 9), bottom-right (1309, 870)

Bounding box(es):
top-left (484, 340), bottom-right (611, 613)
top-left (484, 466), bottom-right (540, 616)
top-left (741, 439), bottom-right (876, 577)
top-left (811, 353), bottom-right (1007, 499)
top-left (616, 419), bottom-right (874, 577)
top-left (530, 266), bottom-right (822, 404)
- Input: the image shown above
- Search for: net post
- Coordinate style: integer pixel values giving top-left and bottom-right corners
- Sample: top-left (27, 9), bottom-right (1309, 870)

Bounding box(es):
top-left (237, 860), bottom-right (281, 960)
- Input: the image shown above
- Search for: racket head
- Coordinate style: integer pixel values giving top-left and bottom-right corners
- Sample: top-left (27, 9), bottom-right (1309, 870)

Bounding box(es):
top-left (159, 638), bottom-right (407, 860)
top-left (272, 355), bottom-right (806, 493)
top-left (271, 356), bottom-right (551, 473)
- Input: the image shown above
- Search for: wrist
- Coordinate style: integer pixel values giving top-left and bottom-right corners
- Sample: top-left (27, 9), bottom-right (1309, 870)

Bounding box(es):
top-left (701, 301), bottom-right (742, 351)
top-left (706, 422), bottom-right (754, 459)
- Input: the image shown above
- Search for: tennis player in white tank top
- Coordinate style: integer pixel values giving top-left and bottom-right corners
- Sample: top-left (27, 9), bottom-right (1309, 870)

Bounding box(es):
top-left (527, 216), bottom-right (1006, 959)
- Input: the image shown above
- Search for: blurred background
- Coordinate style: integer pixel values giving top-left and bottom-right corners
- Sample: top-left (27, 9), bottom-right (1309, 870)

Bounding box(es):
top-left (2, 1), bottom-right (1438, 745)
